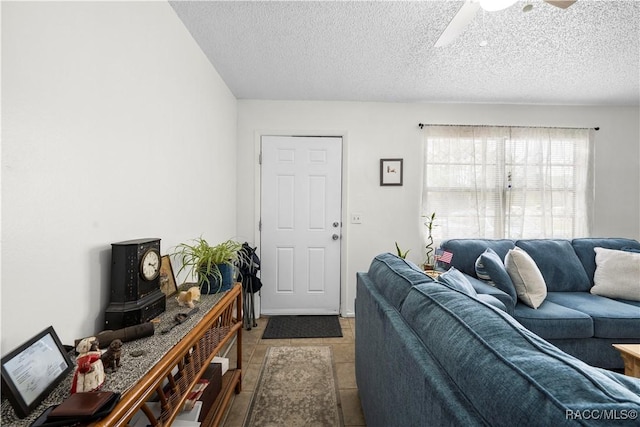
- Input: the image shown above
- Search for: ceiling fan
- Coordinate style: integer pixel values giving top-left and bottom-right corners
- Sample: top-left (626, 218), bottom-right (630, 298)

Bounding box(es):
top-left (434, 0), bottom-right (577, 47)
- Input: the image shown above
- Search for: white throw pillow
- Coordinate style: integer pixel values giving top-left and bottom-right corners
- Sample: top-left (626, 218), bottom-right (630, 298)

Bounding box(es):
top-left (591, 247), bottom-right (640, 301)
top-left (505, 247), bottom-right (547, 309)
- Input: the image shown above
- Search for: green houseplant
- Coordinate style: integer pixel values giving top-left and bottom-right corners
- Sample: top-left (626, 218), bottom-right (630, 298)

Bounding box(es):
top-left (395, 241), bottom-right (410, 259)
top-left (173, 237), bottom-right (247, 294)
top-left (422, 212), bottom-right (437, 270)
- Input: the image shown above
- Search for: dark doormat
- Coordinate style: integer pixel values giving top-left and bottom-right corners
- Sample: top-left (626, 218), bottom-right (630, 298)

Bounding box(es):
top-left (262, 315), bottom-right (343, 339)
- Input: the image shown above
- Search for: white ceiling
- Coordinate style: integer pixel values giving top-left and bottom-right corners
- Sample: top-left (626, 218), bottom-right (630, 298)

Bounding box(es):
top-left (169, 0), bottom-right (640, 106)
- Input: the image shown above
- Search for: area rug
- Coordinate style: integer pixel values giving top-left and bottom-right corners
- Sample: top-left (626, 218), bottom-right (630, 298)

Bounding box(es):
top-left (262, 315), bottom-right (343, 339)
top-left (243, 346), bottom-right (344, 427)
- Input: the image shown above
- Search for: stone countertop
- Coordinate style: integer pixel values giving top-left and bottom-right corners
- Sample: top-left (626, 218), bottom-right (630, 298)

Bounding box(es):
top-left (1, 290), bottom-right (227, 426)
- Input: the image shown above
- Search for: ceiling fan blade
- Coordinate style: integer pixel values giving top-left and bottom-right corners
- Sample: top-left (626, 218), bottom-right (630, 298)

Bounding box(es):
top-left (544, 0), bottom-right (577, 9)
top-left (434, 1), bottom-right (481, 48)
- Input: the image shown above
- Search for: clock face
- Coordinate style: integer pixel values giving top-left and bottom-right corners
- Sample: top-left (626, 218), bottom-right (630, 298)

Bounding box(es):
top-left (140, 249), bottom-right (160, 281)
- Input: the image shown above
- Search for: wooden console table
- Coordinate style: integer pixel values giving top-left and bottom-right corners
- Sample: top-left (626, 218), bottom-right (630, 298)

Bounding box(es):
top-left (94, 283), bottom-right (243, 427)
top-left (1, 285), bottom-right (242, 427)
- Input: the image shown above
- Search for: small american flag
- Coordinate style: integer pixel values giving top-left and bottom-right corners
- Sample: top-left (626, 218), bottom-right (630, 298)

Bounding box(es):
top-left (435, 249), bottom-right (453, 264)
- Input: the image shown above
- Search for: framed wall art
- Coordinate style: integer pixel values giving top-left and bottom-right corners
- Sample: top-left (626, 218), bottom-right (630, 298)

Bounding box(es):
top-left (380, 158), bottom-right (403, 186)
top-left (159, 255), bottom-right (178, 298)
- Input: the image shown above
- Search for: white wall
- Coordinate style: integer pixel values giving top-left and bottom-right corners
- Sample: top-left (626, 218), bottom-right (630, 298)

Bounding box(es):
top-left (236, 101), bottom-right (640, 316)
top-left (3, 2), bottom-right (637, 351)
top-left (1, 2), bottom-right (237, 354)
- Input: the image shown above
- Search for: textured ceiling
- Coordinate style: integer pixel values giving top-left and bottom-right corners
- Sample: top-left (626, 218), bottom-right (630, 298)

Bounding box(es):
top-left (170, 0), bottom-right (640, 106)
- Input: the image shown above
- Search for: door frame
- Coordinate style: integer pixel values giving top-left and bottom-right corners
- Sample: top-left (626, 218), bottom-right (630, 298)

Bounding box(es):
top-left (253, 130), bottom-right (350, 317)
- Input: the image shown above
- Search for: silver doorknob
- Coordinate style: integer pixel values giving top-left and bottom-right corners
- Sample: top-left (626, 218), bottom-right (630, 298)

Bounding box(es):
top-left (332, 234), bottom-right (340, 240)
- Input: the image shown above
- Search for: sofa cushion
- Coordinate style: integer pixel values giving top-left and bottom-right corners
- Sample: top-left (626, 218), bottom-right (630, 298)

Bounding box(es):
top-left (590, 247), bottom-right (640, 301)
top-left (478, 248), bottom-right (517, 308)
top-left (513, 300), bottom-right (593, 339)
top-left (366, 253), bottom-right (433, 310)
top-left (545, 292), bottom-right (640, 339)
top-left (515, 239), bottom-right (591, 292)
top-left (436, 276), bottom-right (506, 312)
top-left (400, 282), bottom-right (640, 424)
top-left (572, 238), bottom-right (640, 286)
top-left (475, 294), bottom-right (507, 312)
top-left (438, 268), bottom-right (477, 296)
top-left (439, 239), bottom-right (515, 278)
top-left (505, 247), bottom-right (547, 309)
top-left (466, 275), bottom-right (514, 314)
top-left (619, 299), bottom-right (640, 308)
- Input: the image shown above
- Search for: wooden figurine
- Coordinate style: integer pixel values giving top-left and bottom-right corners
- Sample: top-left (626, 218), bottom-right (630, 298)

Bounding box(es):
top-left (101, 339), bottom-right (123, 372)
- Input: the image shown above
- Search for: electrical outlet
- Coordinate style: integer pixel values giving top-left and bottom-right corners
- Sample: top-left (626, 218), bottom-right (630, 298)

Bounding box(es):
top-left (351, 213), bottom-right (362, 224)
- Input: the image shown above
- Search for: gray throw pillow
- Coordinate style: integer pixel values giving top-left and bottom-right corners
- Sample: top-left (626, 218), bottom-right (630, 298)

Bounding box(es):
top-left (591, 247), bottom-right (640, 301)
top-left (438, 268), bottom-right (478, 296)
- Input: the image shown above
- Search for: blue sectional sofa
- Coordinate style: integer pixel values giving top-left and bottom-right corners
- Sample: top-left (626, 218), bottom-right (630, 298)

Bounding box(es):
top-left (439, 238), bottom-right (640, 369)
top-left (355, 253), bottom-right (640, 427)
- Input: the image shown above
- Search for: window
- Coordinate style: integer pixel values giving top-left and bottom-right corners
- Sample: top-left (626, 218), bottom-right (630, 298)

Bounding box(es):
top-left (422, 126), bottom-right (593, 241)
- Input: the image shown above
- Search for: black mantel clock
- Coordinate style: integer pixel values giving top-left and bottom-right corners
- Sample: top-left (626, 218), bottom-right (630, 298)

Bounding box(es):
top-left (104, 238), bottom-right (166, 330)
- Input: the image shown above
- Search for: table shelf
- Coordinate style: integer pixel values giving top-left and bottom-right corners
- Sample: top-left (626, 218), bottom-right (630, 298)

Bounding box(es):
top-left (92, 284), bottom-right (243, 427)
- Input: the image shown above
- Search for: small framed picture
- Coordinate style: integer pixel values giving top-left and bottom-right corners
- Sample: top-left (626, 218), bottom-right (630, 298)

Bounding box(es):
top-left (380, 158), bottom-right (403, 186)
top-left (1, 326), bottom-right (73, 418)
top-left (159, 255), bottom-right (178, 298)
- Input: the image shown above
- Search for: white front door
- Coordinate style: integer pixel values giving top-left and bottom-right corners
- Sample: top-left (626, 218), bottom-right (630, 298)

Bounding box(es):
top-left (260, 136), bottom-right (342, 315)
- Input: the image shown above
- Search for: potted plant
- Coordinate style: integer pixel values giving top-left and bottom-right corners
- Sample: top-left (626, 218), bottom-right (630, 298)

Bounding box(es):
top-left (422, 212), bottom-right (437, 270)
top-left (395, 242), bottom-right (410, 259)
top-left (173, 237), bottom-right (247, 294)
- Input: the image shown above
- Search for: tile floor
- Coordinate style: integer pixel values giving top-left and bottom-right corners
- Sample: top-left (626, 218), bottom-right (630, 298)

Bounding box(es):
top-left (221, 316), bottom-right (366, 426)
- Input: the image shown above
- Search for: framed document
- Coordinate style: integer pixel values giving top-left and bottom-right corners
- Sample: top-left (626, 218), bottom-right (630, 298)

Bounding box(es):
top-left (1, 326), bottom-right (73, 418)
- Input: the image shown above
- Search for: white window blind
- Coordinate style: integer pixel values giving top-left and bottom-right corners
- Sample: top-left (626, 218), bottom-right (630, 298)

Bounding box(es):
top-left (422, 126), bottom-right (593, 241)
